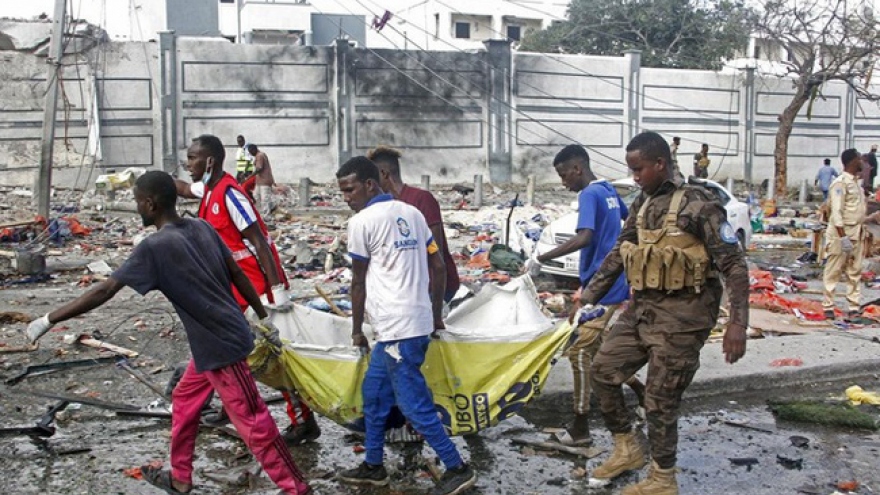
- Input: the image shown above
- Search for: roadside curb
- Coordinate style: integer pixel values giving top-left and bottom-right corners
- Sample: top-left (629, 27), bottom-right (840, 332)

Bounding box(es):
top-left (531, 358), bottom-right (880, 413)
top-left (683, 358), bottom-right (880, 399)
top-left (532, 328), bottom-right (880, 413)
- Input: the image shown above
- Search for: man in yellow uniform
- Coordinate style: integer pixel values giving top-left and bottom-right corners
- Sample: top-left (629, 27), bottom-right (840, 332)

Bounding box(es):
top-left (823, 148), bottom-right (867, 319)
top-left (235, 135), bottom-right (254, 183)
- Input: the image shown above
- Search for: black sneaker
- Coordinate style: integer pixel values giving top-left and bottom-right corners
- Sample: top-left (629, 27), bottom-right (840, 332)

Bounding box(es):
top-left (431, 463), bottom-right (476, 495)
top-left (283, 415), bottom-right (321, 445)
top-left (337, 462), bottom-right (389, 486)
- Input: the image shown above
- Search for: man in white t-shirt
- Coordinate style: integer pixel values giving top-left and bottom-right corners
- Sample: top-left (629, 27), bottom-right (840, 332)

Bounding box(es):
top-left (335, 157), bottom-right (476, 495)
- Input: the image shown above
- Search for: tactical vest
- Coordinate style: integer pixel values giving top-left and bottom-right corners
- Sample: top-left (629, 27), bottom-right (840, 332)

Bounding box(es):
top-left (619, 188), bottom-right (714, 293)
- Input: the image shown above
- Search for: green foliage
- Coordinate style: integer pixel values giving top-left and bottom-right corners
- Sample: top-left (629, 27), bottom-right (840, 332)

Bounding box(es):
top-left (519, 0), bottom-right (755, 70)
top-left (768, 399), bottom-right (880, 430)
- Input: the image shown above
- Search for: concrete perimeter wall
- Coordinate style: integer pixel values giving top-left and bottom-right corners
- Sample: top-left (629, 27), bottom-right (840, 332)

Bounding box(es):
top-left (2, 31), bottom-right (880, 189)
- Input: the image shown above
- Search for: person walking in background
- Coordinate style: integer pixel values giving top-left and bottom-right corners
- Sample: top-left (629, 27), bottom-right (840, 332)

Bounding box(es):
top-left (27, 171), bottom-right (312, 495)
top-left (249, 144), bottom-right (276, 217)
top-left (867, 144), bottom-right (878, 193)
top-left (815, 158), bottom-right (839, 201)
top-left (692, 143), bottom-right (710, 179)
top-left (369, 145), bottom-right (460, 302)
top-left (524, 144), bottom-right (645, 447)
top-left (670, 136), bottom-right (682, 179)
top-left (235, 135), bottom-right (254, 183)
top-left (822, 149), bottom-right (866, 320)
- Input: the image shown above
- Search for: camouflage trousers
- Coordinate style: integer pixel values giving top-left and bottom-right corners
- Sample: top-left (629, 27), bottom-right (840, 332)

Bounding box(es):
top-left (591, 309), bottom-right (709, 469)
top-left (564, 305), bottom-right (619, 415)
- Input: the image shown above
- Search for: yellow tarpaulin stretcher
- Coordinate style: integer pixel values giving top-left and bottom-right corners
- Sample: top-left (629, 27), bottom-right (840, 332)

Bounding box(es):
top-left (248, 276), bottom-right (573, 435)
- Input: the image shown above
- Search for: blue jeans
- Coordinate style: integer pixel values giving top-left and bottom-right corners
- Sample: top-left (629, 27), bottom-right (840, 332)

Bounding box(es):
top-left (363, 335), bottom-right (463, 469)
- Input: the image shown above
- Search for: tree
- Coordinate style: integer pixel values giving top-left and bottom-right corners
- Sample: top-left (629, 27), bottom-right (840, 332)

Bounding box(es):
top-left (754, 0), bottom-right (879, 199)
top-left (519, 0), bottom-right (755, 70)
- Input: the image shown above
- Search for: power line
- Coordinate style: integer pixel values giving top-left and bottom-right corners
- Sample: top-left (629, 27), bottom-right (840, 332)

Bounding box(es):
top-left (320, 0), bottom-right (630, 173)
top-left (432, 0), bottom-right (742, 130)
top-left (367, 0), bottom-right (740, 164)
top-left (310, 3), bottom-right (562, 162)
top-left (352, 0), bottom-right (638, 171)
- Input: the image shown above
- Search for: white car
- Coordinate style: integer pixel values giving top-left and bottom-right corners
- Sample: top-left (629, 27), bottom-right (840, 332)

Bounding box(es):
top-left (534, 177), bottom-right (751, 279)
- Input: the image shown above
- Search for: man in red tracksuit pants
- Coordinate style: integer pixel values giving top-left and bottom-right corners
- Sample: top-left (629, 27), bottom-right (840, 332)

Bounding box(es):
top-left (175, 134), bottom-right (320, 445)
top-left (27, 171), bottom-right (311, 494)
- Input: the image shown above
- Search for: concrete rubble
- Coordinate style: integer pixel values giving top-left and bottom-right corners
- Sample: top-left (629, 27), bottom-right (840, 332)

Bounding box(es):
top-left (0, 178), bottom-right (878, 493)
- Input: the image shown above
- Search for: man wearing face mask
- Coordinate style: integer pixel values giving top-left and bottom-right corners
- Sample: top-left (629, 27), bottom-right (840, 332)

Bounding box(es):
top-left (174, 134), bottom-right (320, 446)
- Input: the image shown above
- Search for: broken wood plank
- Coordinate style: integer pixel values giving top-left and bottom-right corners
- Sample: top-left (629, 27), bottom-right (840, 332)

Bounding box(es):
top-left (0, 343), bottom-right (38, 354)
top-left (511, 437), bottom-right (604, 458)
top-left (63, 333), bottom-right (139, 357)
top-left (315, 286), bottom-right (349, 318)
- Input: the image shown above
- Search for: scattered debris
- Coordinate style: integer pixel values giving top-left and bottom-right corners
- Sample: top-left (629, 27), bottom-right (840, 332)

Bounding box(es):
top-left (0, 400), bottom-right (68, 438)
top-left (769, 358), bottom-right (804, 367)
top-left (789, 435), bottom-right (810, 448)
top-left (6, 356), bottom-right (119, 385)
top-left (728, 457), bottom-right (759, 470)
top-left (511, 437), bottom-right (604, 458)
top-left (846, 385), bottom-right (880, 405)
top-left (837, 480), bottom-right (860, 492)
top-left (776, 454), bottom-right (803, 470)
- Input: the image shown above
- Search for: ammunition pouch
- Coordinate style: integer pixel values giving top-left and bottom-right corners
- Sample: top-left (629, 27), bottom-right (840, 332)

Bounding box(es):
top-left (620, 189), bottom-right (714, 293)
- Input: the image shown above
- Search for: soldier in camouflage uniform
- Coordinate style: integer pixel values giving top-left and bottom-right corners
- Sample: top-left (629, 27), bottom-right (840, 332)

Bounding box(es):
top-left (576, 131), bottom-right (749, 495)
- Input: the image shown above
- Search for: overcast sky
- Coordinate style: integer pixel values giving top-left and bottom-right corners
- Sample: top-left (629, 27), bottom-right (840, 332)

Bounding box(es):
top-left (4, 0), bottom-right (878, 42)
top-left (0, 0), bottom-right (164, 40)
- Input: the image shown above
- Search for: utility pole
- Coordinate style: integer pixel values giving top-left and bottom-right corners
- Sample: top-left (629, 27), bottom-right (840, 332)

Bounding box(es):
top-left (36, 0), bottom-right (67, 218)
top-left (237, 0), bottom-right (243, 43)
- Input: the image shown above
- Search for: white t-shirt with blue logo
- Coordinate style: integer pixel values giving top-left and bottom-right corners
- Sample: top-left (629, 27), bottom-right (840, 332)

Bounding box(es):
top-left (348, 195), bottom-right (435, 342)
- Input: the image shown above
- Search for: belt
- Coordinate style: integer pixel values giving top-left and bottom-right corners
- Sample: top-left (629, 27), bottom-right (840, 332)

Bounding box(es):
top-left (231, 248), bottom-right (254, 261)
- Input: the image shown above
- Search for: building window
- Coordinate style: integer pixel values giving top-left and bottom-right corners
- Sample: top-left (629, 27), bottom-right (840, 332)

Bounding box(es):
top-left (507, 25), bottom-right (521, 41)
top-left (454, 21), bottom-right (470, 39)
top-left (220, 0), bottom-right (234, 3)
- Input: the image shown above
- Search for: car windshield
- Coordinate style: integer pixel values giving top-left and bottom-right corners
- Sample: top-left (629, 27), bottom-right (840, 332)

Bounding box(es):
top-left (705, 184), bottom-right (731, 206)
top-left (614, 184), bottom-right (641, 208)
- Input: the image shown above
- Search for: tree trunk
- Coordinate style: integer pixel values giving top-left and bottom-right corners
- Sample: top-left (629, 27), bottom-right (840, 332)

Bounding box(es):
top-left (774, 87), bottom-right (811, 201)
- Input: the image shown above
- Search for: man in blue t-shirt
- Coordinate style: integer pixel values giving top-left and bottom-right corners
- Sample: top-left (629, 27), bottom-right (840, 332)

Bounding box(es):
top-left (526, 144), bottom-right (645, 447)
top-left (815, 158), bottom-right (839, 200)
top-left (25, 172), bottom-right (311, 495)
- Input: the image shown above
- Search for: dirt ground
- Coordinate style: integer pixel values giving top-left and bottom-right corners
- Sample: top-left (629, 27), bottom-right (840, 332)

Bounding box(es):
top-left (1, 183), bottom-right (877, 494)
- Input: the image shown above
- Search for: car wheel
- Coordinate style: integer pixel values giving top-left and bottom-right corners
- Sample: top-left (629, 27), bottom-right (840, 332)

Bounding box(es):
top-left (737, 230), bottom-right (746, 251)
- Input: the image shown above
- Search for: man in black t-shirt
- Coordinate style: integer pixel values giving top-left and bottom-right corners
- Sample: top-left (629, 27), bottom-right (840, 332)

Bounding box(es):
top-left (26, 172), bottom-right (312, 495)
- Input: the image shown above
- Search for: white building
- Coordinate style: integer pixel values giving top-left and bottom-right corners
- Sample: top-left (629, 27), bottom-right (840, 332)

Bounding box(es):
top-left (217, 0), bottom-right (569, 49)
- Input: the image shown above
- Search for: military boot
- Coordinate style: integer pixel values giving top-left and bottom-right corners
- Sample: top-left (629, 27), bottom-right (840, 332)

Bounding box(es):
top-left (589, 431), bottom-right (647, 481)
top-left (620, 461), bottom-right (677, 495)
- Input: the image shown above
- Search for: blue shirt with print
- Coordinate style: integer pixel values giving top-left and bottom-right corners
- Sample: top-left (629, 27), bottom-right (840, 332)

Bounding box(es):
top-left (577, 181), bottom-right (630, 305)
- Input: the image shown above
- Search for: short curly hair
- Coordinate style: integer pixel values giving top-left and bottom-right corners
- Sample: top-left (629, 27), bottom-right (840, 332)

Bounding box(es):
top-left (367, 145), bottom-right (403, 177)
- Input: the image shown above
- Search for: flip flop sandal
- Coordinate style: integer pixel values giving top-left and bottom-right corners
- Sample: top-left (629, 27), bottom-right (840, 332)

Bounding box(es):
top-left (142, 465), bottom-right (191, 495)
top-left (550, 430), bottom-right (593, 446)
